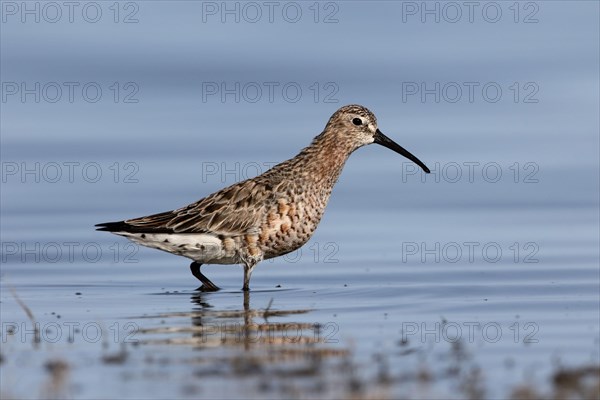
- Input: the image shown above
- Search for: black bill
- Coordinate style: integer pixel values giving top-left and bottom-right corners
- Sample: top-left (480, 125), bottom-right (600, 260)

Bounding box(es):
top-left (374, 129), bottom-right (430, 173)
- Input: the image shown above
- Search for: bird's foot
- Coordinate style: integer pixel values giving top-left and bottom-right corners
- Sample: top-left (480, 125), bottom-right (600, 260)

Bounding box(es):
top-left (196, 283), bottom-right (220, 292)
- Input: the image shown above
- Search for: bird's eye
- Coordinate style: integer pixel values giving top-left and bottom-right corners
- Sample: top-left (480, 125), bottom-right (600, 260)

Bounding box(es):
top-left (352, 118), bottom-right (363, 126)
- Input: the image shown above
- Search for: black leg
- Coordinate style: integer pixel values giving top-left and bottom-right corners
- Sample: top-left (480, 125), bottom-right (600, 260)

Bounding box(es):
top-left (189, 262), bottom-right (220, 291)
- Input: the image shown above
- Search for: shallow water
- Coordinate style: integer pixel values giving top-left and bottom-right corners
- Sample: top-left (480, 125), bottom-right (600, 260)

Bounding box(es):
top-left (1, 1), bottom-right (599, 399)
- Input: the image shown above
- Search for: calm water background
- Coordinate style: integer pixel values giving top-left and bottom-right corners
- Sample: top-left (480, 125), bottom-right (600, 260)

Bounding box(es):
top-left (1, 1), bottom-right (599, 399)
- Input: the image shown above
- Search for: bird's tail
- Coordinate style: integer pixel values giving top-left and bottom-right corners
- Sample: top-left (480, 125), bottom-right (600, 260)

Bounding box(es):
top-left (95, 221), bottom-right (130, 232)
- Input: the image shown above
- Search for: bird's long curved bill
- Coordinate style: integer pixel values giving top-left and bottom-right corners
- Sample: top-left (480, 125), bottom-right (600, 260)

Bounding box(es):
top-left (374, 129), bottom-right (430, 173)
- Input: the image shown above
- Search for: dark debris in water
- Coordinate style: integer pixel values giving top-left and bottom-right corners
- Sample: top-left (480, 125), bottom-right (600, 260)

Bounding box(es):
top-left (43, 359), bottom-right (70, 399)
top-left (508, 365), bottom-right (600, 400)
top-left (102, 344), bottom-right (129, 365)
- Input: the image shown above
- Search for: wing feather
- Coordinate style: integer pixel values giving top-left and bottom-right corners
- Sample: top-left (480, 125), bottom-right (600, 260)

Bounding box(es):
top-left (111, 179), bottom-right (276, 236)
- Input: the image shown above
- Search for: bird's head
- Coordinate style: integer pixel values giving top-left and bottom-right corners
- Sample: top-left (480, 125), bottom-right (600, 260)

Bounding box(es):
top-left (324, 104), bottom-right (430, 173)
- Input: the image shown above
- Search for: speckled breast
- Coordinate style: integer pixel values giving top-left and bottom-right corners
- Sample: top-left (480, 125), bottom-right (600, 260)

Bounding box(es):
top-left (258, 188), bottom-right (329, 260)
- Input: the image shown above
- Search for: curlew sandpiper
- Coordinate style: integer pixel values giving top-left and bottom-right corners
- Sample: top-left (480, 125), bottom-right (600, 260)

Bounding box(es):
top-left (96, 105), bottom-right (430, 291)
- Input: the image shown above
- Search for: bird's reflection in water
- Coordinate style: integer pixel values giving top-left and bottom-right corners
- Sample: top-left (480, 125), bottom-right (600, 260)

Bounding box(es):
top-left (186, 291), bottom-right (336, 353)
top-left (133, 292), bottom-right (383, 397)
top-left (137, 291), bottom-right (347, 366)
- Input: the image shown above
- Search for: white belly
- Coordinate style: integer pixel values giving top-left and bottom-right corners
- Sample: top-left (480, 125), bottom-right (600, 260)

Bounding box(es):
top-left (115, 232), bottom-right (240, 264)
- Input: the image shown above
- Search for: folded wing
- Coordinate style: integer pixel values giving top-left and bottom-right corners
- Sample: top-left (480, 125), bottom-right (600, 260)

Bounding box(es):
top-left (96, 180), bottom-right (275, 236)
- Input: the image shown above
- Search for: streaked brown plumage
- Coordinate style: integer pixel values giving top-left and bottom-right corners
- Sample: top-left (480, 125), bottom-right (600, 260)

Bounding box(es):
top-left (96, 104), bottom-right (430, 291)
